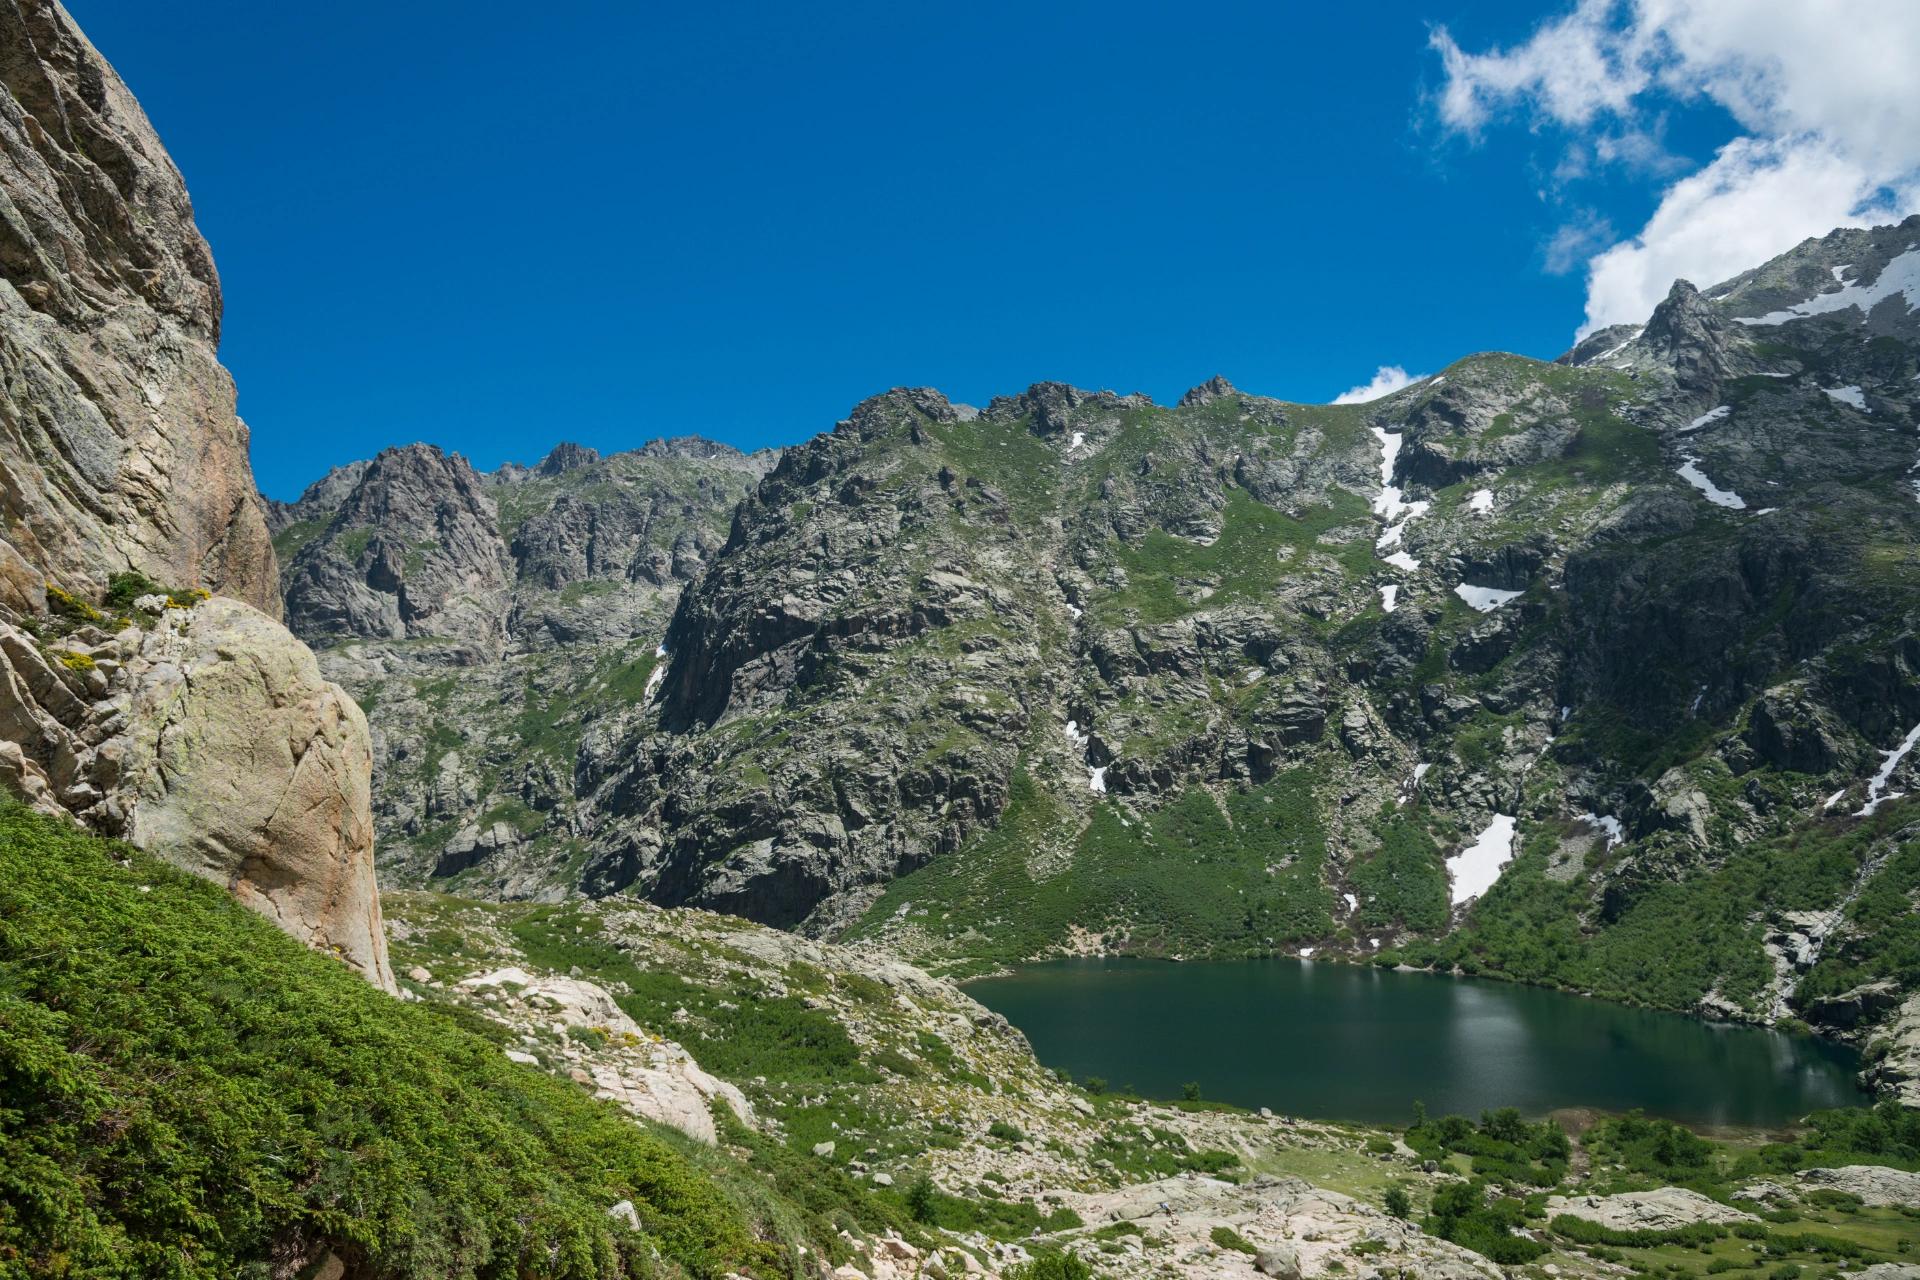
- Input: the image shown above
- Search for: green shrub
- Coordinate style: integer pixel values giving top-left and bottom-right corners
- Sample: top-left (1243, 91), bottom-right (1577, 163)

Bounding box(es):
top-left (1003, 1253), bottom-right (1095, 1280)
top-left (905, 1175), bottom-right (937, 1224)
top-left (44, 582), bottom-right (103, 623)
top-left (103, 569), bottom-right (163, 608)
top-left (103, 569), bottom-right (205, 609)
top-left (1427, 1182), bottom-right (1549, 1264)
top-left (1210, 1225), bottom-right (1257, 1254)
top-left (987, 1120), bottom-right (1027, 1144)
top-left (0, 799), bottom-right (775, 1278)
top-left (1550, 1214), bottom-right (1729, 1249)
top-left (1384, 1186), bottom-right (1412, 1219)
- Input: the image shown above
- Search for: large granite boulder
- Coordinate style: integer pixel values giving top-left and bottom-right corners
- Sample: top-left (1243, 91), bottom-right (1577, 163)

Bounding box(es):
top-left (1, 597), bottom-right (393, 991)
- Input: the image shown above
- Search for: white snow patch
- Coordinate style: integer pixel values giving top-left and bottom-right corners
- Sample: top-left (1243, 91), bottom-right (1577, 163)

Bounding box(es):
top-left (1413, 763), bottom-right (1431, 786)
top-left (1684, 405), bottom-right (1731, 432)
top-left (1370, 428), bottom-right (1410, 518)
top-left (1379, 584), bottom-right (1400, 613)
top-left (1068, 431), bottom-right (1086, 453)
top-left (1467, 488), bottom-right (1494, 513)
top-left (1088, 765), bottom-right (1108, 794)
top-left (1755, 507), bottom-right (1779, 515)
top-left (1065, 600), bottom-right (1083, 620)
top-left (1823, 788), bottom-right (1849, 811)
top-left (1858, 722), bottom-right (1920, 817)
top-left (1579, 813), bottom-right (1625, 849)
top-left (1832, 264), bottom-right (1853, 282)
top-left (1343, 893), bottom-right (1359, 913)
top-left (642, 653), bottom-right (669, 704)
top-left (1676, 456), bottom-right (1747, 509)
top-left (1823, 385), bottom-right (1868, 411)
top-left (1454, 583), bottom-right (1522, 611)
top-left (654, 643), bottom-right (668, 658)
top-left (1375, 501), bottom-right (1431, 550)
top-left (1297, 947), bottom-right (1315, 959)
top-left (1064, 719), bottom-right (1090, 750)
top-left (1736, 247), bottom-right (1920, 326)
top-left (1429, 376), bottom-right (1447, 386)
top-left (1593, 328), bottom-right (1643, 363)
top-left (1447, 814), bottom-right (1518, 905)
top-left (1370, 425), bottom-right (1436, 575)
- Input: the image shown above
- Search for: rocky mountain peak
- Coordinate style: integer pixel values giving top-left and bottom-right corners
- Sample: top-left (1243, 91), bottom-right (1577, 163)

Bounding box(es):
top-left (537, 441), bottom-right (601, 475)
top-left (282, 442), bottom-right (509, 653)
top-left (632, 435), bottom-right (756, 463)
top-left (1178, 374), bottom-right (1239, 407)
top-left (1641, 278), bottom-right (1733, 397)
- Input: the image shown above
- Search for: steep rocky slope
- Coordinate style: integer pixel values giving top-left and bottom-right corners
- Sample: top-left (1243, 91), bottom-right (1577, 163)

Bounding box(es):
top-left (0, 0), bottom-right (388, 988)
top-left (302, 218), bottom-right (1920, 1081)
top-left (0, 0), bottom-right (275, 612)
top-left (272, 437), bottom-right (774, 888)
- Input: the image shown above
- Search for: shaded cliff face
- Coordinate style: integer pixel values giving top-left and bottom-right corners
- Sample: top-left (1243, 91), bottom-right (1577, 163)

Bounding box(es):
top-left (273, 437), bottom-right (775, 888)
top-left (0, 0), bottom-right (277, 612)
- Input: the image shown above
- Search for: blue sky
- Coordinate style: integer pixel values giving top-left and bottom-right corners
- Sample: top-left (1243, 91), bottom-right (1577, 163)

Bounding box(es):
top-left (66, 2), bottom-right (1916, 499)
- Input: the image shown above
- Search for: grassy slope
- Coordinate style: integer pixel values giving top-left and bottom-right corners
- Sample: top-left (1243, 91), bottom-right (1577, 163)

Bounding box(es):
top-left (0, 801), bottom-right (824, 1280)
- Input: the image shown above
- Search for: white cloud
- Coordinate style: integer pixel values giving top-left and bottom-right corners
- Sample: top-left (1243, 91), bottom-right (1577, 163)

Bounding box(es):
top-left (1544, 211), bottom-right (1615, 274)
top-left (1584, 137), bottom-right (1909, 332)
top-left (1332, 366), bottom-right (1425, 404)
top-left (1432, 0), bottom-right (1920, 336)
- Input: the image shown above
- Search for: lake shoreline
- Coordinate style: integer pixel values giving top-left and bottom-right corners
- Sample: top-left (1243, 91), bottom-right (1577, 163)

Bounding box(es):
top-left (964, 953), bottom-right (1869, 1130)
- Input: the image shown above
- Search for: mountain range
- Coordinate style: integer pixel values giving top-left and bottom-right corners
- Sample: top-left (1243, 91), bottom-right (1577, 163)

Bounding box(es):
top-left (5, 2), bottom-right (1920, 1276)
top-left (271, 219), bottom-right (1920, 1099)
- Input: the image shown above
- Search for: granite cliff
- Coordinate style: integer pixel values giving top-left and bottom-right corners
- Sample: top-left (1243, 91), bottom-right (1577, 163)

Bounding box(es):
top-left (0, 0), bottom-right (389, 989)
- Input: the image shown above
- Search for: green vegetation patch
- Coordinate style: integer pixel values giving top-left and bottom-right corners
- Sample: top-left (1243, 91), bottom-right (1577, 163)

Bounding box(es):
top-left (1098, 489), bottom-right (1370, 625)
top-left (848, 766), bottom-right (1337, 975)
top-left (0, 800), bottom-right (793, 1279)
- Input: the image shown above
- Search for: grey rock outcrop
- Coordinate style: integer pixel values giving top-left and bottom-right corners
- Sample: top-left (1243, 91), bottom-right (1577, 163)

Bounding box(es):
top-left (1544, 1188), bottom-right (1756, 1231)
top-left (1795, 1165), bottom-right (1920, 1208)
top-left (0, 0), bottom-right (277, 610)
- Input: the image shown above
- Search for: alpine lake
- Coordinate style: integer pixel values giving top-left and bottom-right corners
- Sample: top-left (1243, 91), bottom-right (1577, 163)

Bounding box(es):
top-left (966, 956), bottom-right (1869, 1128)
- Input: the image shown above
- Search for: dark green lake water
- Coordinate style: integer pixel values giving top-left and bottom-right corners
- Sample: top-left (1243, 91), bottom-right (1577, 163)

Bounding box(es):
top-left (965, 957), bottom-right (1869, 1128)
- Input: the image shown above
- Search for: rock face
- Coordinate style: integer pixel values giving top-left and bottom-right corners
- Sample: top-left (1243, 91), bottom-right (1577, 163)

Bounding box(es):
top-left (1795, 1165), bottom-right (1920, 1209)
top-left (1545, 1188), bottom-right (1757, 1231)
top-left (0, 0), bottom-right (276, 611)
top-left (1, 597), bottom-right (393, 990)
top-left (0, 2), bottom-right (390, 991)
top-left (282, 444), bottom-right (511, 655)
top-left (273, 437), bottom-right (774, 890)
top-left (459, 966), bottom-right (751, 1144)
